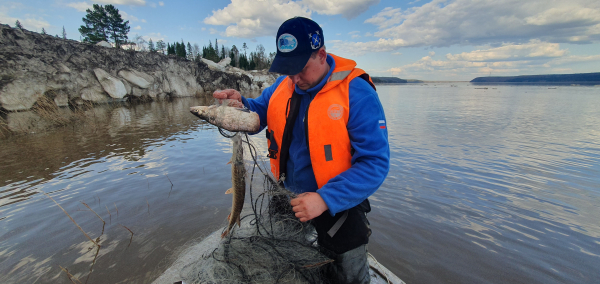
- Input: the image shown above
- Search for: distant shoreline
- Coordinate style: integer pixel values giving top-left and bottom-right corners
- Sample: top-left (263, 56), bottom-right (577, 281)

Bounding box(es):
top-left (471, 72), bottom-right (600, 85)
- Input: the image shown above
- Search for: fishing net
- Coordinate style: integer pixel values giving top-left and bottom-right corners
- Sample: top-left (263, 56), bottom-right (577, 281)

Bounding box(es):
top-left (180, 132), bottom-right (333, 284)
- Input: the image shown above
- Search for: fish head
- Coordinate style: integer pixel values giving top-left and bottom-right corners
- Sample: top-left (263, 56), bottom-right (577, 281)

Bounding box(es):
top-left (190, 106), bottom-right (209, 119)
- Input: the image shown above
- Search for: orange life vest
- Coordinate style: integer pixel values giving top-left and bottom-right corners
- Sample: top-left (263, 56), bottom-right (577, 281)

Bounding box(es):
top-left (266, 54), bottom-right (374, 189)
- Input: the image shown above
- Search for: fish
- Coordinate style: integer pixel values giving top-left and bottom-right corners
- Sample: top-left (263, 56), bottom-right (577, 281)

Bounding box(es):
top-left (190, 104), bottom-right (260, 133)
top-left (221, 133), bottom-right (246, 238)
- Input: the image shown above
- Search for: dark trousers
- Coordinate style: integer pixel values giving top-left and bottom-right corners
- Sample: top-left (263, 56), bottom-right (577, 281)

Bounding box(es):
top-left (312, 200), bottom-right (372, 284)
top-left (321, 244), bottom-right (370, 284)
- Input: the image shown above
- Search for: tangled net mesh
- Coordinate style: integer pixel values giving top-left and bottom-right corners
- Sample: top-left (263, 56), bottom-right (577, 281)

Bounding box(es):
top-left (180, 132), bottom-right (334, 284)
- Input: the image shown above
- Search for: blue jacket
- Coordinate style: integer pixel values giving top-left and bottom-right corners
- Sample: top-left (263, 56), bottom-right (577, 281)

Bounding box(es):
top-left (241, 54), bottom-right (390, 215)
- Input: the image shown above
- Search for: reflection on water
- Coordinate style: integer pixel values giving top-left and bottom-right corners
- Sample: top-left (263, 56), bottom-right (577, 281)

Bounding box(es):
top-left (1, 85), bottom-right (600, 283)
top-left (371, 84), bottom-right (600, 284)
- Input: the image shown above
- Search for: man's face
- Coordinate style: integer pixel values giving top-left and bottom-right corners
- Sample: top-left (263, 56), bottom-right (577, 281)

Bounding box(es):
top-left (289, 51), bottom-right (328, 91)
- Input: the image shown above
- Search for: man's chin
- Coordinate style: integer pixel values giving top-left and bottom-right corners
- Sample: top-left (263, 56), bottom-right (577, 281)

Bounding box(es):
top-left (297, 83), bottom-right (314, 91)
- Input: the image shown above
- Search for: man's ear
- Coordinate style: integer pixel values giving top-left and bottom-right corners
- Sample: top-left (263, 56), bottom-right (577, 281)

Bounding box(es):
top-left (319, 48), bottom-right (327, 63)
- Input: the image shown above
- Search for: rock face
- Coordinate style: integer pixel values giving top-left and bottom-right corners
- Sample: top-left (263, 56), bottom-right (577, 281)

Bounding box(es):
top-left (0, 24), bottom-right (279, 111)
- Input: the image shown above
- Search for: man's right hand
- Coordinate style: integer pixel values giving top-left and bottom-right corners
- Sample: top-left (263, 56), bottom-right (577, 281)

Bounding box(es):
top-left (213, 89), bottom-right (244, 108)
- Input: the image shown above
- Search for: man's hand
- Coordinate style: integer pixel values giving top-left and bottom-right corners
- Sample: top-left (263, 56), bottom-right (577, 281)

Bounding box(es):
top-left (213, 89), bottom-right (244, 108)
top-left (290, 192), bottom-right (328, 222)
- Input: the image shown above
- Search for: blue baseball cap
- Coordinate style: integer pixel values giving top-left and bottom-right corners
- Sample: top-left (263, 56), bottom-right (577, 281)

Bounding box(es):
top-left (269, 17), bottom-right (324, 75)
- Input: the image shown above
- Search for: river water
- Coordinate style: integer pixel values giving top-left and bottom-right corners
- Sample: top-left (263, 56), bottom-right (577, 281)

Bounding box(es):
top-left (1, 83), bottom-right (599, 283)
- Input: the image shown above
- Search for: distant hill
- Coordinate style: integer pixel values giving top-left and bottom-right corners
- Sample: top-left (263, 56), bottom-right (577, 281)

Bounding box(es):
top-left (471, 72), bottom-right (600, 84)
top-left (371, 77), bottom-right (408, 84)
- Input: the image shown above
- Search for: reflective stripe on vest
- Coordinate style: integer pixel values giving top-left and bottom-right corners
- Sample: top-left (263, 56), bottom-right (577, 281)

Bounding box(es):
top-left (266, 54), bottom-right (371, 188)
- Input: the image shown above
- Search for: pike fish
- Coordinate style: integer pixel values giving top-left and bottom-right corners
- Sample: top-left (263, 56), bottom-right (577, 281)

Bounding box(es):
top-left (190, 104), bottom-right (260, 133)
top-left (221, 133), bottom-right (246, 238)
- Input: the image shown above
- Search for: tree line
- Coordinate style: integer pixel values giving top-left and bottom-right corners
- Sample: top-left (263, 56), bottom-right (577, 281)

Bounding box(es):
top-left (8, 4), bottom-right (274, 71)
top-left (74, 3), bottom-right (273, 71)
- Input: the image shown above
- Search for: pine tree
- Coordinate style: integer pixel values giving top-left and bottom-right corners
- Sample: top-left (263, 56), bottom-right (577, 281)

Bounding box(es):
top-left (238, 53), bottom-right (249, 70)
top-left (215, 39), bottom-right (219, 58)
top-left (187, 42), bottom-right (193, 60)
top-left (148, 38), bottom-right (155, 52)
top-left (173, 41), bottom-right (186, 58)
top-left (62, 26), bottom-right (67, 39)
top-left (205, 40), bottom-right (219, 62)
top-left (156, 40), bottom-right (166, 54)
top-left (230, 45), bottom-right (238, 67)
top-left (167, 43), bottom-right (173, 55)
top-left (41, 28), bottom-right (47, 35)
top-left (221, 46), bottom-right (226, 61)
top-left (15, 20), bottom-right (23, 29)
top-left (79, 4), bottom-right (130, 47)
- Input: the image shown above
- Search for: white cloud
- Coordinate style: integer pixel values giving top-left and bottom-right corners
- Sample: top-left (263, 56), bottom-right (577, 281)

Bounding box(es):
top-left (66, 2), bottom-right (92, 12)
top-left (204, 0), bottom-right (378, 38)
top-left (0, 8), bottom-right (50, 30)
top-left (95, 0), bottom-right (146, 6)
top-left (144, 32), bottom-right (165, 41)
top-left (120, 11), bottom-right (139, 22)
top-left (429, 51), bottom-right (435, 57)
top-left (329, 38), bottom-right (406, 55)
top-left (387, 67), bottom-right (402, 75)
top-left (204, 0), bottom-right (310, 38)
top-left (364, 0), bottom-right (600, 48)
top-left (545, 54), bottom-right (600, 65)
top-left (141, 19), bottom-right (146, 23)
top-left (385, 41), bottom-right (593, 79)
top-left (133, 25), bottom-right (141, 30)
top-left (67, 1), bottom-right (146, 12)
top-left (364, 7), bottom-right (402, 29)
top-left (150, 2), bottom-right (156, 8)
top-left (445, 40), bottom-right (566, 62)
top-left (301, 0), bottom-right (379, 19)
top-left (22, 17), bottom-right (50, 30)
top-left (550, 68), bottom-right (573, 73)
top-left (364, 32), bottom-right (373, 37)
top-left (209, 28), bottom-right (219, 34)
top-left (159, 1), bottom-right (164, 6)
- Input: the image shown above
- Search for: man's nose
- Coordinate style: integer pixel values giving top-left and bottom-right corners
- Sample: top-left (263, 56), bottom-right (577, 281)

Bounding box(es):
top-left (289, 74), bottom-right (300, 85)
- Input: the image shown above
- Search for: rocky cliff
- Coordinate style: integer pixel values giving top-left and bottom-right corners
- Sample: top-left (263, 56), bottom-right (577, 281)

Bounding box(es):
top-left (0, 24), bottom-right (278, 111)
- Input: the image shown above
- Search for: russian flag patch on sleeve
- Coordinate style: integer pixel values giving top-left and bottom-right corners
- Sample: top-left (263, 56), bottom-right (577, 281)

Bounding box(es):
top-left (379, 120), bottom-right (386, 129)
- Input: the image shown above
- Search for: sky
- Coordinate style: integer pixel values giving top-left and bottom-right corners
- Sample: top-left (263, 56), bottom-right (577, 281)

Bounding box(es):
top-left (1, 0), bottom-right (599, 81)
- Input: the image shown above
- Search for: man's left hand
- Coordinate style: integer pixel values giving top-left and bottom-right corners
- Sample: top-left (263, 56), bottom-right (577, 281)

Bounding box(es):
top-left (290, 192), bottom-right (328, 222)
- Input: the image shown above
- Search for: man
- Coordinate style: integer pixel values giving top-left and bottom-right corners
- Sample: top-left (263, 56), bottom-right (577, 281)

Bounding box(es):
top-left (214, 17), bottom-right (389, 284)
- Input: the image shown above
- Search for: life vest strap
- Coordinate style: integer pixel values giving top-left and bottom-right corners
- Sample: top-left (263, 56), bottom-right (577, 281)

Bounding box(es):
top-left (330, 70), bottom-right (352, 82)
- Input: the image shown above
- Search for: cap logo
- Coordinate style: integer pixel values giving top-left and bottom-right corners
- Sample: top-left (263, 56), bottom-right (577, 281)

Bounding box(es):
top-left (278, 33), bottom-right (297, 53)
top-left (327, 104), bottom-right (343, 120)
top-left (309, 31), bottom-right (321, 49)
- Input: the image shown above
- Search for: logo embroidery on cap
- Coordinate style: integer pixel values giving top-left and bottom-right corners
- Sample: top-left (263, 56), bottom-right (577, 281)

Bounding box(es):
top-left (327, 104), bottom-right (343, 120)
top-left (278, 33), bottom-right (297, 53)
top-left (309, 31), bottom-right (321, 49)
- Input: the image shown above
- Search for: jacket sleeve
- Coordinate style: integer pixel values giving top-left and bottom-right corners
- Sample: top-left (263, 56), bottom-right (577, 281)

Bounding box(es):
top-left (241, 75), bottom-right (286, 133)
top-left (317, 77), bottom-right (390, 215)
